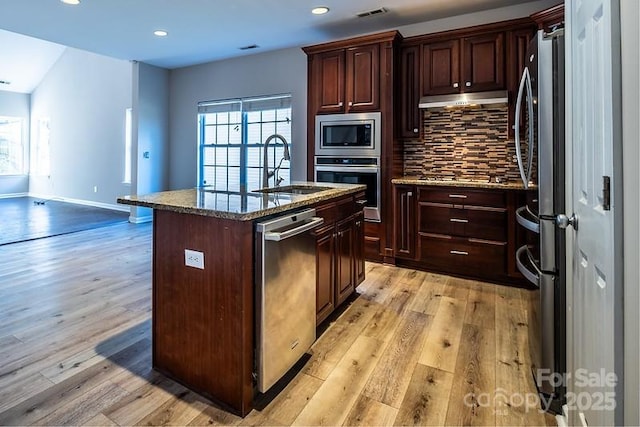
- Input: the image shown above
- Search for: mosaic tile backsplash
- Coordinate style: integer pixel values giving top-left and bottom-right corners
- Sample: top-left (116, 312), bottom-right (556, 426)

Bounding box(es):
top-left (403, 105), bottom-right (526, 183)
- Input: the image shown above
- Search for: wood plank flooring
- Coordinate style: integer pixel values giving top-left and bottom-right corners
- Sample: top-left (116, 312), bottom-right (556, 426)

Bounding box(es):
top-left (0, 222), bottom-right (556, 426)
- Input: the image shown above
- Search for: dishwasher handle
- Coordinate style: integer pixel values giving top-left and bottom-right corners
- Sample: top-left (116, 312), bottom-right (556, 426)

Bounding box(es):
top-left (264, 217), bottom-right (324, 241)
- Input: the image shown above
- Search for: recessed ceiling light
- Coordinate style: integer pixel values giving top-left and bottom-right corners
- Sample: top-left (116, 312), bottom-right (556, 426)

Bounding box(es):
top-left (154, 30), bottom-right (168, 37)
top-left (60, 0), bottom-right (80, 4)
top-left (312, 6), bottom-right (329, 15)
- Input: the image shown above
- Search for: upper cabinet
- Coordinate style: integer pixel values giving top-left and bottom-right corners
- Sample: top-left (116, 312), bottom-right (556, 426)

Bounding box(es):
top-left (461, 32), bottom-right (505, 92)
top-left (530, 3), bottom-right (564, 32)
top-left (421, 32), bottom-right (504, 96)
top-left (311, 45), bottom-right (379, 114)
top-left (398, 18), bottom-right (536, 139)
top-left (304, 32), bottom-right (399, 116)
top-left (421, 39), bottom-right (460, 96)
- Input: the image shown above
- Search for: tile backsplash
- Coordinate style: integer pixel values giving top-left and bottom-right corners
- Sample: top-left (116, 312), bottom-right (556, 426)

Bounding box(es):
top-left (403, 105), bottom-right (523, 183)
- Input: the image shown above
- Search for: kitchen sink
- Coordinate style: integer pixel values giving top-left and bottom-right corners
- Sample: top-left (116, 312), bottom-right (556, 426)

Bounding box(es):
top-left (254, 185), bottom-right (334, 195)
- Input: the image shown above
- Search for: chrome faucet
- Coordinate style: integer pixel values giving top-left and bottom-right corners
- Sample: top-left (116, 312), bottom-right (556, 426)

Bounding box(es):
top-left (262, 134), bottom-right (290, 188)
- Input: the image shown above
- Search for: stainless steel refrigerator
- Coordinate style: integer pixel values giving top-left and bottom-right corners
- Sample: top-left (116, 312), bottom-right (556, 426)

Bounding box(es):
top-left (513, 28), bottom-right (566, 414)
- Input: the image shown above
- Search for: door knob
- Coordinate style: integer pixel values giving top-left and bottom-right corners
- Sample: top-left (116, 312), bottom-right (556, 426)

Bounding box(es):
top-left (556, 213), bottom-right (578, 230)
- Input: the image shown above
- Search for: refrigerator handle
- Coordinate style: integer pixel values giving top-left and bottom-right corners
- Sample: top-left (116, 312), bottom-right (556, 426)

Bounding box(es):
top-left (514, 67), bottom-right (535, 188)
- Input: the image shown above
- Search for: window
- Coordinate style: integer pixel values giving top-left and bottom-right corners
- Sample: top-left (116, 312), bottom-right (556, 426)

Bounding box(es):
top-left (32, 118), bottom-right (51, 176)
top-left (197, 94), bottom-right (292, 192)
top-left (0, 117), bottom-right (24, 175)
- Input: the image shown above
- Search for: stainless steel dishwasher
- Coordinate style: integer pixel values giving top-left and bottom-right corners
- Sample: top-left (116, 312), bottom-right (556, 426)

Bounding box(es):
top-left (255, 208), bottom-right (324, 392)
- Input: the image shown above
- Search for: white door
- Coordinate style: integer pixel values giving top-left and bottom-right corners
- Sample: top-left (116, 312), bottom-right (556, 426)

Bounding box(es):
top-left (566, 0), bottom-right (622, 425)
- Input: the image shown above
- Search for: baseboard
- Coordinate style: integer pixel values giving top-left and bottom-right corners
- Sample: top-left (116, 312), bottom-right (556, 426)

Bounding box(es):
top-left (28, 192), bottom-right (129, 213)
top-left (0, 192), bottom-right (29, 199)
top-left (129, 214), bottom-right (152, 224)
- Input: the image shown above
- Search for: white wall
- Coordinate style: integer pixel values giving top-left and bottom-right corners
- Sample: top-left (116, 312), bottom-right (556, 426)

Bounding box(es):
top-left (0, 90), bottom-right (30, 196)
top-left (621, 0), bottom-right (640, 424)
top-left (129, 61), bottom-right (170, 222)
top-left (29, 48), bottom-right (132, 209)
top-left (167, 0), bottom-right (559, 189)
top-left (168, 47), bottom-right (307, 190)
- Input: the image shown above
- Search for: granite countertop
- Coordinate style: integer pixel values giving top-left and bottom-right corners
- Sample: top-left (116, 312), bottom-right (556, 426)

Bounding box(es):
top-left (117, 182), bottom-right (366, 221)
top-left (392, 176), bottom-right (534, 190)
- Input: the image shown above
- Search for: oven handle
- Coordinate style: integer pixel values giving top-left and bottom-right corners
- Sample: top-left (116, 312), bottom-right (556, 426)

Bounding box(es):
top-left (315, 165), bottom-right (379, 173)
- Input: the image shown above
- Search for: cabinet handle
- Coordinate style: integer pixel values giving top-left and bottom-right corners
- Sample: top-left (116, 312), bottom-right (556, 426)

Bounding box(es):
top-left (348, 101), bottom-right (353, 106)
top-left (413, 128), bottom-right (419, 133)
top-left (449, 218), bottom-right (468, 223)
top-left (453, 82), bottom-right (459, 88)
top-left (450, 250), bottom-right (469, 256)
top-left (448, 194), bottom-right (467, 199)
top-left (465, 81), bottom-right (471, 87)
top-left (338, 102), bottom-right (343, 107)
top-left (356, 199), bottom-right (367, 205)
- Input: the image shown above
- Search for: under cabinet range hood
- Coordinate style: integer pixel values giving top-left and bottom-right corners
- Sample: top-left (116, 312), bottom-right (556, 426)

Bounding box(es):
top-left (418, 90), bottom-right (508, 109)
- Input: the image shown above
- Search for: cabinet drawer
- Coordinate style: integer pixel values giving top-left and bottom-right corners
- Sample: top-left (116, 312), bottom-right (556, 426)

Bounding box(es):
top-left (417, 187), bottom-right (506, 208)
top-left (419, 204), bottom-right (507, 241)
top-left (419, 234), bottom-right (506, 276)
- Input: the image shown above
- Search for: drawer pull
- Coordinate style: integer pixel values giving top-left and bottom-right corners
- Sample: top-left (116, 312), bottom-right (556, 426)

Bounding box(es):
top-left (355, 199), bottom-right (367, 205)
top-left (450, 250), bottom-right (469, 256)
top-left (449, 194), bottom-right (467, 199)
top-left (449, 218), bottom-right (468, 223)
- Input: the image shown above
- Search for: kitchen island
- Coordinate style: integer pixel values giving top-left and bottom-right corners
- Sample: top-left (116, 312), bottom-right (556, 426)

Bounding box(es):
top-left (117, 183), bottom-right (366, 416)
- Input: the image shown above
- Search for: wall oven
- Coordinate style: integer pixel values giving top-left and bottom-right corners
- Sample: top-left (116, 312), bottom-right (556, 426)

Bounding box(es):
top-left (315, 112), bottom-right (381, 157)
top-left (315, 157), bottom-right (380, 222)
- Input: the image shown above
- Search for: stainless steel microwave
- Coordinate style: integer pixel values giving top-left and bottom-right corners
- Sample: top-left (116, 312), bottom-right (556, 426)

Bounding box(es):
top-left (315, 112), bottom-right (381, 157)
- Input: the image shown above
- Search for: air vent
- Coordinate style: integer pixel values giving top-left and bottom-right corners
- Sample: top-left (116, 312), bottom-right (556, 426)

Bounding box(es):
top-left (0, 80), bottom-right (10, 85)
top-left (357, 7), bottom-right (387, 18)
top-left (239, 44), bottom-right (259, 51)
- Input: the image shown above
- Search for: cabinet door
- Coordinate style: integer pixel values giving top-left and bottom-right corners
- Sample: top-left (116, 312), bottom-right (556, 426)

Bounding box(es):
top-left (345, 44), bottom-right (380, 111)
top-left (398, 45), bottom-right (422, 138)
top-left (507, 28), bottom-right (535, 138)
top-left (461, 32), bottom-right (505, 92)
top-left (421, 39), bottom-right (460, 96)
top-left (394, 185), bottom-right (417, 259)
top-left (313, 50), bottom-right (346, 114)
top-left (353, 211), bottom-right (365, 285)
top-left (315, 225), bottom-right (335, 325)
top-left (335, 218), bottom-right (355, 306)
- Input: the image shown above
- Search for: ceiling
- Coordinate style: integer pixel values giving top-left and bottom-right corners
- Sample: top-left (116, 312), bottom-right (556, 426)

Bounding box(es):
top-left (0, 0), bottom-right (540, 94)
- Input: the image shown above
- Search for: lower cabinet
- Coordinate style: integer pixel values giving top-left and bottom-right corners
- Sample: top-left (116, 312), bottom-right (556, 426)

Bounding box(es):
top-left (393, 183), bottom-right (527, 284)
top-left (314, 194), bottom-right (366, 325)
top-left (315, 224), bottom-right (336, 323)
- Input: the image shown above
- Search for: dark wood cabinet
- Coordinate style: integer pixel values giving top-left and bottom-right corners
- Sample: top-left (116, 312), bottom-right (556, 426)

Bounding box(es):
top-left (313, 194), bottom-right (366, 325)
top-left (304, 31), bottom-right (402, 265)
top-left (306, 43), bottom-right (380, 115)
top-left (354, 211), bottom-right (366, 284)
top-left (420, 32), bottom-right (504, 96)
top-left (398, 18), bottom-right (536, 140)
top-left (530, 3), bottom-right (564, 32)
top-left (461, 32), bottom-right (505, 92)
top-left (393, 183), bottom-right (528, 285)
top-left (393, 185), bottom-right (417, 259)
top-left (313, 50), bottom-right (345, 114)
top-left (421, 39), bottom-right (461, 96)
top-left (315, 224), bottom-right (336, 323)
top-left (398, 45), bottom-right (422, 138)
top-left (345, 44), bottom-right (380, 112)
top-left (507, 27), bottom-right (536, 138)
top-left (335, 217), bottom-right (355, 306)
top-left (417, 186), bottom-right (509, 280)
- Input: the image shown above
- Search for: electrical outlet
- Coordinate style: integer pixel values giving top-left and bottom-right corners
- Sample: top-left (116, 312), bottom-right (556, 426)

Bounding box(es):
top-left (184, 249), bottom-right (204, 269)
top-left (93, 186), bottom-right (98, 193)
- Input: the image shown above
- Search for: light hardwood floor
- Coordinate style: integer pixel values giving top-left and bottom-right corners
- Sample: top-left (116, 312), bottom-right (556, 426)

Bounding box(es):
top-left (0, 222), bottom-right (556, 426)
